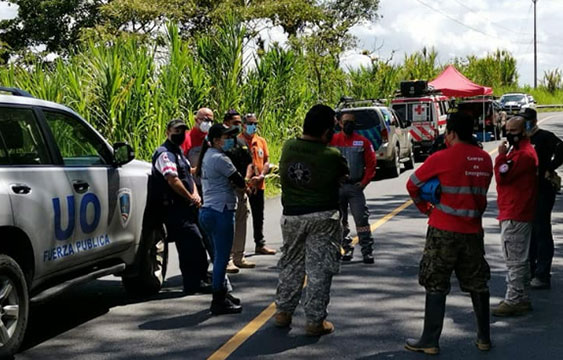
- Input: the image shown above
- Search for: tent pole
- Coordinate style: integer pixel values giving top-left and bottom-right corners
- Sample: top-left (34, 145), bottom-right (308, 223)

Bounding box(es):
top-left (482, 95), bottom-right (486, 142)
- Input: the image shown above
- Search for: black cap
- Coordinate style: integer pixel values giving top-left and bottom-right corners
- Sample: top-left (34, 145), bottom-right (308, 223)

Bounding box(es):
top-left (519, 107), bottom-right (537, 121)
top-left (166, 119), bottom-right (188, 130)
top-left (207, 123), bottom-right (238, 142)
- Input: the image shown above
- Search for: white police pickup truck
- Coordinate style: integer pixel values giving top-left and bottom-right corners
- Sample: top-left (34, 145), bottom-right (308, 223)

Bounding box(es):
top-left (0, 87), bottom-right (168, 355)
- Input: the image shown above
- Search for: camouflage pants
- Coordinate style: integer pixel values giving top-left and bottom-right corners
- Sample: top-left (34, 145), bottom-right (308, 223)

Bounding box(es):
top-left (419, 226), bottom-right (490, 295)
top-left (275, 210), bottom-right (342, 323)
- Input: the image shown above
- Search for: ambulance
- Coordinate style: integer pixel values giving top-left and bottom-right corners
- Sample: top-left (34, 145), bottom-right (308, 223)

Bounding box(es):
top-left (391, 81), bottom-right (450, 158)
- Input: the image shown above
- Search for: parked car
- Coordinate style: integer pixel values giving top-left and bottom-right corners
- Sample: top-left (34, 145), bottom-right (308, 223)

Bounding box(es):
top-left (499, 92), bottom-right (536, 115)
top-left (336, 98), bottom-right (414, 178)
top-left (0, 87), bottom-right (167, 356)
top-left (457, 97), bottom-right (506, 140)
top-left (390, 81), bottom-right (450, 159)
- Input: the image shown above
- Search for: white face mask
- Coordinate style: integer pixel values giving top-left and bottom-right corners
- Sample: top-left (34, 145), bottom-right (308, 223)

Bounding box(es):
top-left (199, 121), bottom-right (212, 133)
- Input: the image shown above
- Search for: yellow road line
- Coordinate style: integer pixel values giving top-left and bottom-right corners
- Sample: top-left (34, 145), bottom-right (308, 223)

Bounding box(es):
top-left (207, 200), bottom-right (413, 360)
top-left (207, 303), bottom-right (277, 360)
top-left (207, 113), bottom-right (560, 360)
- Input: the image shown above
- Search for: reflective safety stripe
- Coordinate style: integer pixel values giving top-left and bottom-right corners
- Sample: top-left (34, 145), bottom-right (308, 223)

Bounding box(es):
top-left (441, 186), bottom-right (488, 196)
top-left (357, 226), bottom-right (371, 233)
top-left (410, 173), bottom-right (423, 187)
top-left (434, 204), bottom-right (482, 218)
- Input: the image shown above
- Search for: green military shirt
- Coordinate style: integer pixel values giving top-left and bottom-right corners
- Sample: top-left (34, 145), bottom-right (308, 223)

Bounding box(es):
top-left (280, 138), bottom-right (349, 215)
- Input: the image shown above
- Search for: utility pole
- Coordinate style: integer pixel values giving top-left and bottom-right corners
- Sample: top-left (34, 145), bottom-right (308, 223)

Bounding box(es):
top-left (533, 0), bottom-right (537, 88)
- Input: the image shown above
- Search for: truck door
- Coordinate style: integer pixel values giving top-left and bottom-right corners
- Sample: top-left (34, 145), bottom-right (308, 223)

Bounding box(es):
top-left (0, 106), bottom-right (78, 278)
top-left (410, 102), bottom-right (435, 142)
top-left (40, 109), bottom-right (135, 267)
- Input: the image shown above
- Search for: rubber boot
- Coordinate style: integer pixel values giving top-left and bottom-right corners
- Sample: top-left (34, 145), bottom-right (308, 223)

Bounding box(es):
top-left (210, 288), bottom-right (242, 315)
top-left (405, 292), bottom-right (446, 355)
top-left (471, 291), bottom-right (491, 351)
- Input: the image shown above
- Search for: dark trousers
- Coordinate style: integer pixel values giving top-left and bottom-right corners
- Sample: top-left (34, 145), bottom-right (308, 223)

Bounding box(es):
top-left (165, 206), bottom-right (209, 291)
top-left (530, 184), bottom-right (556, 281)
top-left (339, 183), bottom-right (374, 256)
top-left (249, 189), bottom-right (266, 247)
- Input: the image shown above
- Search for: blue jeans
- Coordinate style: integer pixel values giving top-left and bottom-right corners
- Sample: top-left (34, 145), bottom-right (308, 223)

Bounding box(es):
top-left (199, 207), bottom-right (235, 291)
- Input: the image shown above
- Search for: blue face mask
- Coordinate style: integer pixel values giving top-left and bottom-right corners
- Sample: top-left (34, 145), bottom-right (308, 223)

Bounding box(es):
top-left (245, 124), bottom-right (257, 136)
top-left (221, 138), bottom-right (235, 151)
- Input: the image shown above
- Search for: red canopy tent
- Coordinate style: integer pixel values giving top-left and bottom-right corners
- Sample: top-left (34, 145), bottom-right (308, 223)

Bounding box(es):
top-left (429, 65), bottom-right (492, 97)
top-left (429, 65), bottom-right (494, 141)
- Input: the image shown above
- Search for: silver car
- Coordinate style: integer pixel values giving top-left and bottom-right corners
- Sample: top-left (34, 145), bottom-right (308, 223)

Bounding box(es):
top-left (337, 100), bottom-right (415, 178)
top-left (0, 87), bottom-right (167, 355)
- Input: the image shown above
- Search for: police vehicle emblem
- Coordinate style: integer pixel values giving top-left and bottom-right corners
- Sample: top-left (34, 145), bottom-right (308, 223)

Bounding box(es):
top-left (118, 189), bottom-right (132, 228)
top-left (288, 162), bottom-right (311, 184)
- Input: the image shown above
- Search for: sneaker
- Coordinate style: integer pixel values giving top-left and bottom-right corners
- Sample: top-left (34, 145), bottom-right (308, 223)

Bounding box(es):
top-left (342, 248), bottom-right (354, 261)
top-left (305, 320), bottom-right (334, 336)
top-left (255, 245), bottom-right (277, 255)
top-left (531, 277), bottom-right (551, 290)
top-left (226, 260), bottom-right (240, 274)
top-left (234, 258), bottom-right (256, 269)
top-left (274, 311), bottom-right (292, 328)
top-left (363, 254), bottom-right (374, 264)
top-left (492, 300), bottom-right (532, 317)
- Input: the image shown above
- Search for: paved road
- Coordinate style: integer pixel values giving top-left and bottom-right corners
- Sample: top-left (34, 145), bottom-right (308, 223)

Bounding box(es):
top-left (17, 112), bottom-right (563, 359)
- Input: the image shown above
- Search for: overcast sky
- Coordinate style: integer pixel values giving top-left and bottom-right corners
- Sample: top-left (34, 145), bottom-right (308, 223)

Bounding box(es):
top-left (1, 0), bottom-right (561, 86)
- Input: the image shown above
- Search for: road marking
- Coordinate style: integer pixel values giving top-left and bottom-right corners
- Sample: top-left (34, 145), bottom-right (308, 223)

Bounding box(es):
top-left (207, 113), bottom-right (560, 360)
top-left (206, 200), bottom-right (413, 360)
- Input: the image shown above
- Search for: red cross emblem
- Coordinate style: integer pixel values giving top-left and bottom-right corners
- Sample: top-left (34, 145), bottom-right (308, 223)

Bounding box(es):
top-left (414, 104), bottom-right (425, 115)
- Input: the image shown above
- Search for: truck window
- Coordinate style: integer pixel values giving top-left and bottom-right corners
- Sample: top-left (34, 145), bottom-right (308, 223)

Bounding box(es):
top-left (43, 110), bottom-right (112, 166)
top-left (0, 107), bottom-right (51, 165)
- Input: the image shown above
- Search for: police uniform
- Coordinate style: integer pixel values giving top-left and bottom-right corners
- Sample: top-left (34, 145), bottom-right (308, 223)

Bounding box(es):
top-left (152, 139), bottom-right (208, 292)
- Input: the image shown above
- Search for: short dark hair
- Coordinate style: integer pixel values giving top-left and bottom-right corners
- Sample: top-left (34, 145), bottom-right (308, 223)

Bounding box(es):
top-left (446, 111), bottom-right (474, 142)
top-left (223, 109), bottom-right (241, 123)
top-left (303, 104), bottom-right (335, 137)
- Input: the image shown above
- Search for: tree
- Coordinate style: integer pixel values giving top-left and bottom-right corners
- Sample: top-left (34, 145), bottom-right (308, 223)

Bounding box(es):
top-left (0, 0), bottom-right (104, 60)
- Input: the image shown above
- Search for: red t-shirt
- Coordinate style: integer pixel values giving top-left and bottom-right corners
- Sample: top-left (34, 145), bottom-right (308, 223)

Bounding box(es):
top-left (495, 138), bottom-right (538, 222)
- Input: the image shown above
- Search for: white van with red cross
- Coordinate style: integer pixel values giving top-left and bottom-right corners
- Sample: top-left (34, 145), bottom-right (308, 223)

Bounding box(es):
top-left (391, 81), bottom-right (450, 158)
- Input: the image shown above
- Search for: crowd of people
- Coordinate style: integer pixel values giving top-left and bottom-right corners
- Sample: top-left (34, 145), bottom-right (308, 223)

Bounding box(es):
top-left (149, 103), bottom-right (562, 352)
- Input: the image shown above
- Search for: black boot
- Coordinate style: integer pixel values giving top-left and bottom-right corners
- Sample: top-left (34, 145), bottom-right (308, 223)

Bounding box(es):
top-left (471, 291), bottom-right (491, 351)
top-left (226, 292), bottom-right (241, 305)
top-left (405, 292), bottom-right (446, 355)
top-left (210, 288), bottom-right (242, 315)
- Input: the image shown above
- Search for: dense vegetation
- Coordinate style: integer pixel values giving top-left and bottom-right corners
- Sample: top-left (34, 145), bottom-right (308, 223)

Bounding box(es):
top-left (1, 5), bottom-right (562, 194)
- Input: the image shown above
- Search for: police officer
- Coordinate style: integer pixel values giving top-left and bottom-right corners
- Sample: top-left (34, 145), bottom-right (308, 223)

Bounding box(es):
top-left (151, 119), bottom-right (210, 294)
top-left (523, 108), bottom-right (563, 289)
top-left (223, 110), bottom-right (255, 271)
top-left (405, 111), bottom-right (493, 354)
top-left (330, 112), bottom-right (376, 263)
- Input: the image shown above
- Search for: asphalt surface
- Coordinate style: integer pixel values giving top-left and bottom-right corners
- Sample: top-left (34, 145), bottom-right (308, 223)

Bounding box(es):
top-left (17, 112), bottom-right (563, 360)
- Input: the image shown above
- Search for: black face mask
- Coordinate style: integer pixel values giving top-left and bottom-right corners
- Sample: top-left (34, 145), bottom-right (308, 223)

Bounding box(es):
top-left (506, 133), bottom-right (522, 147)
top-left (343, 122), bottom-right (355, 135)
top-left (170, 133), bottom-right (185, 146)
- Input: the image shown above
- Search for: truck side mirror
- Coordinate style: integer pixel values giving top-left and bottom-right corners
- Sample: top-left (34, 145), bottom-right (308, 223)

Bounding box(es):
top-left (114, 142), bottom-right (135, 166)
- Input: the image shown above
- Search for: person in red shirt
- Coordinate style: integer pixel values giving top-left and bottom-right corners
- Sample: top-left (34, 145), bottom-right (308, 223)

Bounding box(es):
top-left (240, 113), bottom-right (277, 255)
top-left (405, 111), bottom-right (493, 355)
top-left (330, 112), bottom-right (376, 264)
top-left (492, 116), bottom-right (538, 317)
top-left (182, 107), bottom-right (214, 167)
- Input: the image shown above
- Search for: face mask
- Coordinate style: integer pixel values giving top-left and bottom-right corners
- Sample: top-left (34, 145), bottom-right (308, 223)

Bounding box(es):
top-left (343, 122), bottom-right (355, 136)
top-left (200, 121), bottom-right (212, 133)
top-left (221, 138), bottom-right (235, 151)
top-left (506, 133), bottom-right (522, 147)
top-left (233, 125), bottom-right (242, 132)
top-left (245, 124), bottom-right (257, 136)
top-left (170, 133), bottom-right (185, 146)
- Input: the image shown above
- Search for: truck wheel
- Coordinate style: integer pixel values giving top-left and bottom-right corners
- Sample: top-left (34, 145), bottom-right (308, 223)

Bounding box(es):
top-left (404, 146), bottom-right (415, 170)
top-left (122, 227), bottom-right (168, 296)
top-left (0, 255), bottom-right (28, 357)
